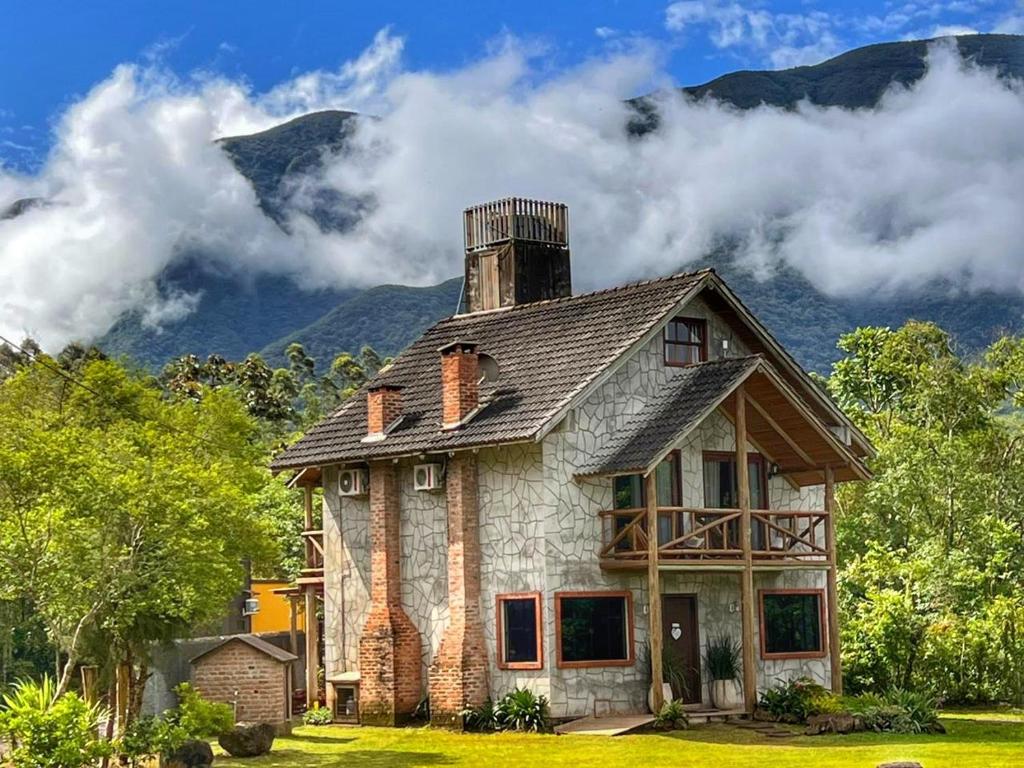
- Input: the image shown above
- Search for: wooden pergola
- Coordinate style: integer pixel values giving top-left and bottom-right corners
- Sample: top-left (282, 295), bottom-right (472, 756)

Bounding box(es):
top-left (286, 466), bottom-right (324, 711)
top-left (642, 365), bottom-right (869, 714)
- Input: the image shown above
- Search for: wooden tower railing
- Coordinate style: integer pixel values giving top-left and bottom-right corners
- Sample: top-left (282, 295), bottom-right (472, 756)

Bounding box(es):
top-left (464, 198), bottom-right (569, 251)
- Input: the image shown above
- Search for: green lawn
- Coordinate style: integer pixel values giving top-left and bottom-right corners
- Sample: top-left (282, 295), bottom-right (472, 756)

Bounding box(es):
top-left (216, 714), bottom-right (1024, 768)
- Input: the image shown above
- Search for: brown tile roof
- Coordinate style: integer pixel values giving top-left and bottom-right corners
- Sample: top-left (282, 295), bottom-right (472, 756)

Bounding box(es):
top-left (189, 634), bottom-right (298, 665)
top-left (574, 356), bottom-right (762, 478)
top-left (270, 270), bottom-right (711, 469)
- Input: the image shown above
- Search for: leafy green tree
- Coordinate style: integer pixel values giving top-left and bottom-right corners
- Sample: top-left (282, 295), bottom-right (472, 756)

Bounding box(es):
top-left (0, 355), bottom-right (276, 712)
top-left (827, 322), bottom-right (1024, 703)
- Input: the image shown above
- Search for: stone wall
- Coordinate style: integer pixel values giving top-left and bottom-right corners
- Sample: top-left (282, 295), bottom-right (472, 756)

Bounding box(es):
top-left (191, 641), bottom-right (290, 724)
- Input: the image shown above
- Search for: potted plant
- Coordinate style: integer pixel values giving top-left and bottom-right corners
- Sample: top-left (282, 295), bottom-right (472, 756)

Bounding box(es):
top-left (704, 634), bottom-right (742, 709)
top-left (641, 642), bottom-right (689, 713)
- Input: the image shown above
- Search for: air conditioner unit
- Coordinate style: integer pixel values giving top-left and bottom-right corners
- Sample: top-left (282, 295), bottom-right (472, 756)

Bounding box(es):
top-left (414, 463), bottom-right (444, 492)
top-left (338, 469), bottom-right (368, 497)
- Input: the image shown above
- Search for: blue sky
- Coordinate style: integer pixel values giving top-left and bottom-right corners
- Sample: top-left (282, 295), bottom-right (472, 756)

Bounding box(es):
top-left (2, 0), bottom-right (1022, 169)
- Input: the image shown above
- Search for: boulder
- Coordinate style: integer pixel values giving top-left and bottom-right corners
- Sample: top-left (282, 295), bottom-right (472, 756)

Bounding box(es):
top-left (164, 739), bottom-right (214, 768)
top-left (806, 713), bottom-right (864, 735)
top-left (217, 723), bottom-right (276, 758)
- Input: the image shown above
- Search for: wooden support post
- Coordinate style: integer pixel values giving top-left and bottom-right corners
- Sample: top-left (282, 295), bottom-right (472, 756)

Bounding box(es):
top-left (114, 662), bottom-right (131, 737)
top-left (824, 465), bottom-right (843, 694)
top-left (80, 666), bottom-right (98, 705)
top-left (289, 596), bottom-right (299, 656)
top-left (645, 471), bottom-right (664, 713)
top-left (303, 484), bottom-right (320, 710)
top-left (736, 387), bottom-right (757, 714)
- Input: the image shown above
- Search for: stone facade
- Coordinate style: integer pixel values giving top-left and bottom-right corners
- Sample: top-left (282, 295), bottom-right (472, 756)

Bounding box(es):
top-left (191, 641), bottom-right (291, 725)
top-left (320, 294), bottom-right (835, 722)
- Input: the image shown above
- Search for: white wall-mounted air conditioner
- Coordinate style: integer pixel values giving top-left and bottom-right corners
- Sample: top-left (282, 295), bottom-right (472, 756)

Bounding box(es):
top-left (414, 463), bottom-right (444, 492)
top-left (339, 469), bottom-right (369, 497)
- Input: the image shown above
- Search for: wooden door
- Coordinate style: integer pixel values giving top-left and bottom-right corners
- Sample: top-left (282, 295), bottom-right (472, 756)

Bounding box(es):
top-left (662, 595), bottom-right (701, 704)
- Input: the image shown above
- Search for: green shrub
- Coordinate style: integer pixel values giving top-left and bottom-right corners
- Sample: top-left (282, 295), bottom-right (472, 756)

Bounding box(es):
top-left (302, 706), bottom-right (333, 726)
top-left (758, 677), bottom-right (840, 723)
top-left (640, 642), bottom-right (690, 700)
top-left (653, 699), bottom-right (689, 730)
top-left (462, 699), bottom-right (498, 732)
top-left (494, 688), bottom-right (550, 733)
top-left (0, 676), bottom-right (112, 768)
top-left (704, 634), bottom-right (742, 682)
top-left (464, 688), bottom-right (550, 733)
top-left (172, 683), bottom-right (233, 738)
top-left (845, 689), bottom-right (940, 733)
top-left (118, 682), bottom-right (234, 764)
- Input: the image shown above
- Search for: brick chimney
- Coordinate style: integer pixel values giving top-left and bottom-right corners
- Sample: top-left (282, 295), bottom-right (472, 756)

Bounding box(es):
top-left (440, 341), bottom-right (479, 430)
top-left (366, 383), bottom-right (403, 439)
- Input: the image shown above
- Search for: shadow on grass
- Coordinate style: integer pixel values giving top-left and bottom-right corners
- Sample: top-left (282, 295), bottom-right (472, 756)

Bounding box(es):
top-left (287, 733), bottom-right (358, 744)
top-left (223, 750), bottom-right (454, 767)
top-left (652, 718), bottom-right (1024, 750)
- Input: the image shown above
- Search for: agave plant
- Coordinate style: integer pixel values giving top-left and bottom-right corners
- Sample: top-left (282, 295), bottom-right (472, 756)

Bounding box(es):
top-left (704, 633), bottom-right (742, 681)
top-left (494, 688), bottom-right (551, 733)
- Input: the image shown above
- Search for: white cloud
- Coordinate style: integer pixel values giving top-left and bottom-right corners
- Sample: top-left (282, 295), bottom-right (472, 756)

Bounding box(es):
top-left (665, 0), bottom-right (843, 68)
top-left (994, 13), bottom-right (1024, 32)
top-left (595, 26), bottom-right (618, 39)
top-left (2, 33), bottom-right (1024, 350)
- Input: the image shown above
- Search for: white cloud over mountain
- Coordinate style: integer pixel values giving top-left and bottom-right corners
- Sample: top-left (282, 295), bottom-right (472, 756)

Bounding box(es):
top-left (1, 31), bottom-right (1024, 349)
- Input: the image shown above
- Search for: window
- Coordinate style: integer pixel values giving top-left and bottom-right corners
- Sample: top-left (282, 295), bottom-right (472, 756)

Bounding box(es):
top-left (664, 317), bottom-right (708, 366)
top-left (703, 451), bottom-right (768, 550)
top-left (612, 453), bottom-right (681, 549)
top-left (555, 591), bottom-right (633, 667)
top-left (760, 590), bottom-right (825, 658)
top-left (497, 593), bottom-right (543, 669)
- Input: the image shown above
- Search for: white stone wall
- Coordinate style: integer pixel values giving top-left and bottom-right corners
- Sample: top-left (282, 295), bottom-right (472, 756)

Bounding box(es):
top-left (397, 458), bottom-right (449, 683)
top-left (478, 444), bottom-right (548, 698)
top-left (322, 465), bottom-right (371, 678)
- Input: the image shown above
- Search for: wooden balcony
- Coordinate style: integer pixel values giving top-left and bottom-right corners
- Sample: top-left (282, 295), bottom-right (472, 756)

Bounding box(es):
top-left (599, 506), bottom-right (830, 569)
top-left (298, 529), bottom-right (324, 586)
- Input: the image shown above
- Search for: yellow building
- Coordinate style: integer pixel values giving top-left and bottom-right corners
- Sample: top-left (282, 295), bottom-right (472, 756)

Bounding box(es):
top-left (249, 579), bottom-right (306, 635)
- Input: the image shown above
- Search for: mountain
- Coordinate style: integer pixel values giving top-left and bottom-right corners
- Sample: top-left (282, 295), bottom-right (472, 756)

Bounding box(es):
top-left (83, 33), bottom-right (1024, 372)
top-left (680, 34), bottom-right (1024, 109)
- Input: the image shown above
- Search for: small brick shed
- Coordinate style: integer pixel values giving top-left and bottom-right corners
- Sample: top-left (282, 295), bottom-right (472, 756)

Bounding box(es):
top-left (191, 634), bottom-right (297, 726)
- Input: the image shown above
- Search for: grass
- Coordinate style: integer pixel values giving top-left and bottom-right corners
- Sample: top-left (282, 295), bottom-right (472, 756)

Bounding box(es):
top-left (216, 712), bottom-right (1024, 768)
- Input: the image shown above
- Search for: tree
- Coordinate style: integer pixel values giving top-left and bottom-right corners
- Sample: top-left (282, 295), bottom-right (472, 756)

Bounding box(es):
top-left (0, 355), bottom-right (276, 717)
top-left (160, 343), bottom-right (384, 433)
top-left (827, 322), bottom-right (1024, 703)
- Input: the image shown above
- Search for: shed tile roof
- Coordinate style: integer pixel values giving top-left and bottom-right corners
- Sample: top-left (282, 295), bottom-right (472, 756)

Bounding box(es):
top-left (574, 356), bottom-right (762, 478)
top-left (190, 634), bottom-right (298, 665)
top-left (270, 270), bottom-right (710, 469)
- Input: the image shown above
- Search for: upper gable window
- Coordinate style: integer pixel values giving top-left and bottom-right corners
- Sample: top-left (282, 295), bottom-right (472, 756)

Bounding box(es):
top-left (664, 317), bottom-right (708, 366)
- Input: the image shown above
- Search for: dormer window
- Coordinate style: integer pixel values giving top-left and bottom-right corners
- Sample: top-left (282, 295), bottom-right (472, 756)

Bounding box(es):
top-left (664, 317), bottom-right (708, 366)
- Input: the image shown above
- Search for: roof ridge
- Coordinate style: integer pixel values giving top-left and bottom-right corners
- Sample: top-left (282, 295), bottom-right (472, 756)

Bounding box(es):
top-left (448, 267), bottom-right (716, 320)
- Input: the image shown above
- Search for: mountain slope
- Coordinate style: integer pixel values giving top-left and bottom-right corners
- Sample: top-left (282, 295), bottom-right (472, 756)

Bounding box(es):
top-left (91, 33), bottom-right (1024, 371)
top-left (680, 34), bottom-right (1024, 109)
top-left (259, 278), bottom-right (464, 366)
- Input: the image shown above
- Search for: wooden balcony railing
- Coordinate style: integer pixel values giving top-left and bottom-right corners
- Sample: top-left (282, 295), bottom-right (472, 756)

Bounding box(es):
top-left (297, 529), bottom-right (324, 585)
top-left (599, 507), bottom-right (829, 567)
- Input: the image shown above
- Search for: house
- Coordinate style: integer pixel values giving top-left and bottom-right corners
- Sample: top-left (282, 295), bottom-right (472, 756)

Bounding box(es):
top-left (191, 634), bottom-right (298, 727)
top-left (270, 198), bottom-right (873, 727)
